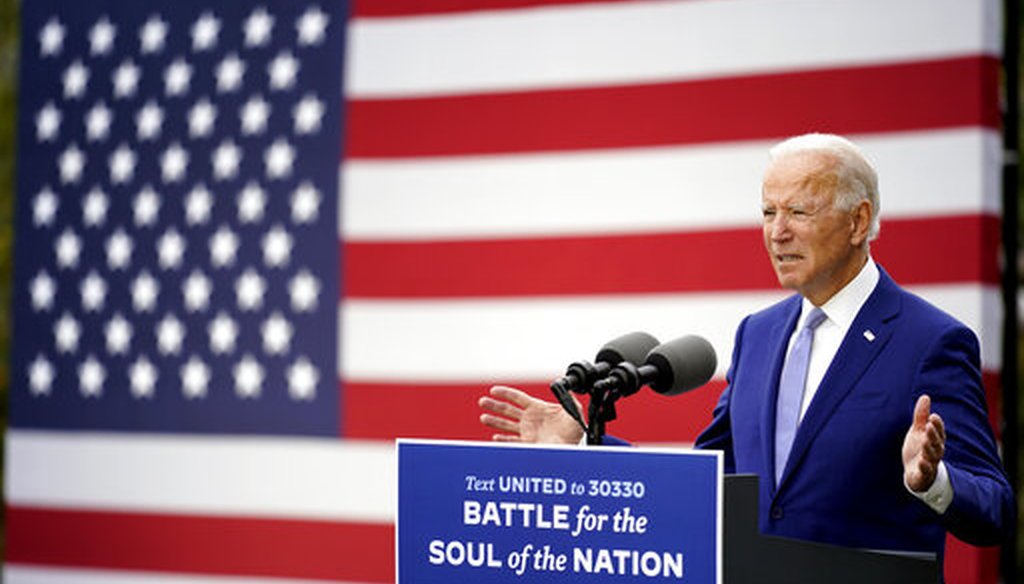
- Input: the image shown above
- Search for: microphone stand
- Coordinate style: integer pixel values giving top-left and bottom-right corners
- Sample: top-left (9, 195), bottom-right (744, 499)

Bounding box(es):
top-left (585, 384), bottom-right (619, 445)
top-left (552, 376), bottom-right (616, 445)
top-left (549, 380), bottom-right (588, 433)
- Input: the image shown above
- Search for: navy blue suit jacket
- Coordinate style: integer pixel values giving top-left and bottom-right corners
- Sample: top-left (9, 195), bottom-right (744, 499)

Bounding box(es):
top-left (694, 268), bottom-right (1013, 555)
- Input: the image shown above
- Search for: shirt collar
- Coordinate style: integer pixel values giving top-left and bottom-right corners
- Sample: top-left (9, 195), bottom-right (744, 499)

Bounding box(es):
top-left (799, 257), bottom-right (879, 330)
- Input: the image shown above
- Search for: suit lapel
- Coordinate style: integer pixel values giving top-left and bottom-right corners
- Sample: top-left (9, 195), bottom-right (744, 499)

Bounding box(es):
top-left (762, 297), bottom-right (802, 497)
top-left (775, 270), bottom-right (902, 493)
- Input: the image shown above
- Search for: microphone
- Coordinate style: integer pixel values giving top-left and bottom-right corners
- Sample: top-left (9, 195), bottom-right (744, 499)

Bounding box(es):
top-left (592, 335), bottom-right (717, 398)
top-left (549, 332), bottom-right (659, 428)
top-left (550, 331), bottom-right (660, 395)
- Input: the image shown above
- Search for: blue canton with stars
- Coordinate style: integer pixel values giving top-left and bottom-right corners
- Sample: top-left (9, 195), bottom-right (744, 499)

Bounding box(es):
top-left (13, 0), bottom-right (345, 436)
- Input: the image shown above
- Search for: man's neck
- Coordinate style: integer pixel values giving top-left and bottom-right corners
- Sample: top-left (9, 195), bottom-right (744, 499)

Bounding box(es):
top-left (806, 251), bottom-right (869, 306)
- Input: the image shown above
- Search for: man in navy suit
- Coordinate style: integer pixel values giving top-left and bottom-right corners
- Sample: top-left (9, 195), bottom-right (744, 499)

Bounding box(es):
top-left (479, 133), bottom-right (1013, 557)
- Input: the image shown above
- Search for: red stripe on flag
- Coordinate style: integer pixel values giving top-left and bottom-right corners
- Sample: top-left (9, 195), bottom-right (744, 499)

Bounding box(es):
top-left (343, 372), bottom-right (1001, 443)
top-left (946, 535), bottom-right (1001, 584)
top-left (981, 371), bottom-right (1002, 440)
top-left (343, 214), bottom-right (999, 298)
top-left (6, 507), bottom-right (395, 583)
top-left (346, 57), bottom-right (999, 158)
top-left (343, 379), bottom-right (724, 443)
top-left (873, 214), bottom-right (1001, 288)
top-left (354, 0), bottom-right (633, 18)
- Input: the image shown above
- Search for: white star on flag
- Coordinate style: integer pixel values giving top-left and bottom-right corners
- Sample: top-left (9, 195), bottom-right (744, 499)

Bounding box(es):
top-left (85, 102), bottom-right (113, 141)
top-left (133, 186), bottom-right (161, 227)
top-left (108, 144), bottom-right (137, 183)
top-left (189, 99), bottom-right (217, 137)
top-left (54, 313), bottom-right (80, 354)
top-left (130, 356), bottom-right (158, 399)
top-left (29, 355), bottom-right (56, 396)
top-left (83, 187), bottom-right (109, 227)
top-left (80, 271), bottom-right (107, 312)
top-left (287, 357), bottom-right (319, 400)
top-left (261, 312), bottom-right (293, 355)
top-left (139, 15), bottom-right (168, 54)
top-left (105, 228), bottom-right (133, 270)
top-left (33, 186), bottom-right (58, 227)
top-left (235, 269), bottom-right (266, 311)
top-left (90, 17), bottom-right (116, 55)
top-left (104, 314), bottom-right (133, 355)
top-left (58, 144), bottom-right (85, 183)
top-left (156, 314), bottom-right (185, 355)
top-left (191, 12), bottom-right (220, 51)
top-left (233, 355), bottom-right (265, 398)
top-left (296, 7), bottom-right (328, 46)
top-left (112, 60), bottom-right (140, 98)
top-left (209, 226), bottom-right (239, 267)
top-left (62, 60), bottom-right (89, 98)
top-left (78, 356), bottom-right (106, 397)
top-left (208, 312), bottom-right (238, 354)
top-left (185, 184), bottom-right (213, 225)
top-left (288, 269), bottom-right (320, 313)
top-left (244, 8), bottom-right (274, 47)
top-left (36, 102), bottom-right (61, 141)
top-left (180, 356), bottom-right (210, 399)
top-left (182, 270), bottom-right (212, 312)
top-left (216, 54), bottom-right (245, 93)
top-left (30, 271), bottom-right (56, 311)
top-left (165, 59), bottom-right (193, 96)
top-left (131, 271), bottom-right (160, 312)
top-left (39, 18), bottom-right (65, 56)
top-left (293, 94), bottom-right (324, 135)
top-left (237, 182), bottom-right (267, 223)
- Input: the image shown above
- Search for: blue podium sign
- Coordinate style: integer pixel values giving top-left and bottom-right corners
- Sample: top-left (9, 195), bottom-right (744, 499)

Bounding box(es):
top-left (397, 440), bottom-right (722, 583)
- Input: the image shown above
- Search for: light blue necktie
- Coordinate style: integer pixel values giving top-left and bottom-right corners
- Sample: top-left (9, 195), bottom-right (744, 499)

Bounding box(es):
top-left (775, 307), bottom-right (827, 485)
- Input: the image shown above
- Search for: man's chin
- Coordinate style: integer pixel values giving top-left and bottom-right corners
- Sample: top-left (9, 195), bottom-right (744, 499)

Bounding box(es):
top-left (772, 269), bottom-right (804, 291)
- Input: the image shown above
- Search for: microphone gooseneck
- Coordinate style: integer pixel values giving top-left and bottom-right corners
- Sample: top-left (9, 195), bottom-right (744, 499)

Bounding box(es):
top-left (549, 332), bottom-right (659, 433)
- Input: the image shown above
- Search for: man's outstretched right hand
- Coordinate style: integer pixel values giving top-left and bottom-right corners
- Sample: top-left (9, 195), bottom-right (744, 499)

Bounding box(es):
top-left (479, 385), bottom-right (584, 444)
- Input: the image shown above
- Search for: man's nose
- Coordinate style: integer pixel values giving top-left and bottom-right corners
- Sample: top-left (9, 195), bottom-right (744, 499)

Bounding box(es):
top-left (768, 216), bottom-right (791, 240)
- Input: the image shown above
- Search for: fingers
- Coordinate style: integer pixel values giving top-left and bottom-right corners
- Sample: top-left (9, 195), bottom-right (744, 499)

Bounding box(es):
top-left (922, 416), bottom-right (946, 462)
top-left (929, 412), bottom-right (946, 443)
top-left (912, 394), bottom-right (931, 429)
top-left (489, 385), bottom-right (538, 407)
top-left (479, 413), bottom-right (518, 433)
top-left (908, 458), bottom-right (937, 491)
top-left (479, 385), bottom-right (537, 443)
top-left (479, 395), bottom-right (524, 421)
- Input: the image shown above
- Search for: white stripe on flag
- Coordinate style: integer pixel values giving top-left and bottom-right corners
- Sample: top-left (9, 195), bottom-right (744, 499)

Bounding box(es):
top-left (348, 0), bottom-right (999, 97)
top-left (6, 431), bottom-right (395, 522)
top-left (340, 285), bottom-right (1002, 382)
top-left (342, 129), bottom-right (1000, 240)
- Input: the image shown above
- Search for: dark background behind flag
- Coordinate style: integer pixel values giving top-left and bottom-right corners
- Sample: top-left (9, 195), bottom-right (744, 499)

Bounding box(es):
top-left (0, 0), bottom-right (1020, 583)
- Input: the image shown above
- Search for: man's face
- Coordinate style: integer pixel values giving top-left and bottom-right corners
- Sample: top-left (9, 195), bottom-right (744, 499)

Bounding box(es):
top-left (761, 152), bottom-right (869, 305)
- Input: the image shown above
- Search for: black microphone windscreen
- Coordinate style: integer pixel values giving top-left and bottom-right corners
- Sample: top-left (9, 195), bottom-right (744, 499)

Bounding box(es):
top-left (645, 335), bottom-right (717, 396)
top-left (595, 331), bottom-right (659, 366)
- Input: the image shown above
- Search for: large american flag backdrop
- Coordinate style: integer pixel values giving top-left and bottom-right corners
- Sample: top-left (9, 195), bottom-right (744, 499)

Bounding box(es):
top-left (6, 0), bottom-right (1007, 582)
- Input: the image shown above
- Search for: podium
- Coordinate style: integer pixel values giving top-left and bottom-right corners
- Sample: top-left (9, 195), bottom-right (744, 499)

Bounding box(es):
top-left (397, 440), bottom-right (939, 583)
top-left (724, 474), bottom-right (938, 583)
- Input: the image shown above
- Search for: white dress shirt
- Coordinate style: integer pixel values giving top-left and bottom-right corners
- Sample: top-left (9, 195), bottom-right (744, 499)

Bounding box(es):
top-left (790, 258), bottom-right (879, 421)
top-left (788, 257), bottom-right (952, 513)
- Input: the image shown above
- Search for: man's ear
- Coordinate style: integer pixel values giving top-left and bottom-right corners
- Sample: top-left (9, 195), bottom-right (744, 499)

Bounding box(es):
top-left (850, 199), bottom-right (872, 246)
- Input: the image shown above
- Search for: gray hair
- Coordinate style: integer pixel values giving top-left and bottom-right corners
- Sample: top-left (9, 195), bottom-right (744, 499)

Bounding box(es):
top-left (768, 133), bottom-right (881, 241)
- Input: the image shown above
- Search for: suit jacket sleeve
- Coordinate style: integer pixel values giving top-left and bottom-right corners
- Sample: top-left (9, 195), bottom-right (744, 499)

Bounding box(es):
top-left (915, 324), bottom-right (1015, 545)
top-left (694, 315), bottom-right (747, 474)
